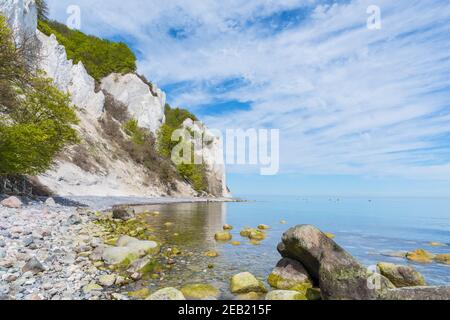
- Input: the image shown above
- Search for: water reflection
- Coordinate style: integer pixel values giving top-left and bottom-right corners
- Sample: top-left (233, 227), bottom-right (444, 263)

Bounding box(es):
top-left (134, 202), bottom-right (227, 249)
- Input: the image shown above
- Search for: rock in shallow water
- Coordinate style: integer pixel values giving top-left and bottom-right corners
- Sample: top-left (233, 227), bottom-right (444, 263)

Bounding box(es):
top-left (146, 287), bottom-right (185, 300)
top-left (112, 207), bottom-right (135, 221)
top-left (214, 231), bottom-right (232, 241)
top-left (268, 258), bottom-right (313, 294)
top-left (278, 224), bottom-right (393, 300)
top-left (406, 249), bottom-right (435, 264)
top-left (266, 290), bottom-right (306, 300)
top-left (181, 284), bottom-right (220, 300)
top-left (230, 272), bottom-right (267, 294)
top-left (377, 262), bottom-right (426, 288)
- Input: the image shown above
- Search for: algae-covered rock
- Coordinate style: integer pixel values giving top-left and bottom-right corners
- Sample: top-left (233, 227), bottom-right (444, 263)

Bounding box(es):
top-left (280, 220), bottom-right (287, 225)
top-left (102, 247), bottom-right (139, 265)
top-left (429, 242), bottom-right (446, 247)
top-left (377, 262), bottom-right (426, 287)
top-left (125, 239), bottom-right (160, 256)
top-left (265, 290), bottom-right (306, 300)
top-left (249, 229), bottom-right (266, 241)
top-left (128, 288), bottom-right (150, 299)
top-left (230, 241), bottom-right (241, 246)
top-left (230, 272), bottom-right (267, 294)
top-left (406, 249), bottom-right (435, 264)
top-left (116, 235), bottom-right (138, 246)
top-left (324, 233), bottom-right (335, 239)
top-left (146, 287), bottom-right (185, 300)
top-left (268, 258), bottom-right (313, 293)
top-left (239, 228), bottom-right (254, 237)
top-left (258, 224), bottom-right (270, 230)
top-left (278, 224), bottom-right (392, 300)
top-left (214, 231), bottom-right (232, 241)
top-left (204, 250), bottom-right (220, 258)
top-left (223, 224), bottom-right (233, 230)
top-left (112, 207), bottom-right (135, 221)
top-left (98, 274), bottom-right (116, 287)
top-left (379, 286), bottom-right (450, 300)
top-left (181, 284), bottom-right (220, 300)
top-left (434, 254), bottom-right (450, 265)
top-left (127, 257), bottom-right (158, 275)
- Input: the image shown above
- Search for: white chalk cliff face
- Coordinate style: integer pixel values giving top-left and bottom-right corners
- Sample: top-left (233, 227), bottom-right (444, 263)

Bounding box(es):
top-left (0, 0), bottom-right (229, 197)
top-left (101, 73), bottom-right (166, 134)
top-left (0, 0), bottom-right (36, 42)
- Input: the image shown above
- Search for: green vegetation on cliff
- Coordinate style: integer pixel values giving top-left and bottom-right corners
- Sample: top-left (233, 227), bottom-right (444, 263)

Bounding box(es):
top-left (38, 20), bottom-right (136, 81)
top-left (157, 105), bottom-right (207, 192)
top-left (0, 16), bottom-right (78, 175)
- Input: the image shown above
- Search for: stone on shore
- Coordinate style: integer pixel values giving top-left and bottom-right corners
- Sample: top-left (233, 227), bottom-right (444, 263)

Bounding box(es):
top-left (266, 290), bottom-right (306, 300)
top-left (22, 257), bottom-right (45, 274)
top-left (230, 272), bottom-right (267, 294)
top-left (214, 231), bottom-right (232, 241)
top-left (112, 207), bottom-right (135, 221)
top-left (377, 262), bottom-right (426, 287)
top-left (268, 258), bottom-right (313, 294)
top-left (204, 250), bottom-right (219, 258)
top-left (406, 249), bottom-right (435, 264)
top-left (278, 224), bottom-right (392, 300)
top-left (83, 282), bottom-right (103, 294)
top-left (128, 288), bottom-right (150, 299)
top-left (1, 196), bottom-right (22, 208)
top-left (181, 284), bottom-right (220, 300)
top-left (98, 274), bottom-right (117, 287)
top-left (146, 287), bottom-right (185, 300)
top-left (44, 198), bottom-right (57, 207)
top-left (434, 254), bottom-right (450, 265)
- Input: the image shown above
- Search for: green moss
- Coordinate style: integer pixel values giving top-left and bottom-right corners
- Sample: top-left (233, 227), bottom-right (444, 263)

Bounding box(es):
top-left (128, 288), bottom-right (150, 299)
top-left (181, 284), bottom-right (220, 299)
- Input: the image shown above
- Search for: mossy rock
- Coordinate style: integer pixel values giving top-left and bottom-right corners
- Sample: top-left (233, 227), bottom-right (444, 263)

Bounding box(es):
top-left (230, 241), bottom-right (241, 246)
top-left (377, 262), bottom-right (426, 287)
top-left (265, 290), bottom-right (307, 300)
top-left (214, 231), bottom-right (232, 241)
top-left (230, 272), bottom-right (267, 294)
top-left (434, 254), bottom-right (450, 265)
top-left (204, 250), bottom-right (220, 258)
top-left (249, 230), bottom-right (266, 241)
top-left (267, 258), bottom-right (313, 294)
top-left (235, 292), bottom-right (265, 300)
top-left (181, 284), bottom-right (220, 300)
top-left (406, 249), bottom-right (435, 264)
top-left (101, 247), bottom-right (140, 266)
top-left (257, 224), bottom-right (270, 230)
top-left (324, 232), bottom-right (336, 239)
top-left (239, 228), bottom-right (254, 237)
top-left (83, 282), bottom-right (103, 294)
top-left (223, 224), bottom-right (233, 230)
top-left (128, 288), bottom-right (150, 299)
top-left (146, 287), bottom-right (185, 300)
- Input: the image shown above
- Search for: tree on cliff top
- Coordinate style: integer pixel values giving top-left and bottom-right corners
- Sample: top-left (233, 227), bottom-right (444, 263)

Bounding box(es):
top-left (0, 15), bottom-right (79, 176)
top-left (36, 0), bottom-right (49, 21)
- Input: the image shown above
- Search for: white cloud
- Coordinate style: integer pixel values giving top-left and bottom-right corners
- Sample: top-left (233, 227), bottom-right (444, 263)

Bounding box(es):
top-left (47, 0), bottom-right (450, 179)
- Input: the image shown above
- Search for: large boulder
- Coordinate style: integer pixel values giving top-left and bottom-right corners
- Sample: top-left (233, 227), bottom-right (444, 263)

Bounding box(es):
top-left (146, 287), bottom-right (185, 300)
top-left (268, 258), bottom-right (313, 294)
top-left (230, 272), bottom-right (267, 294)
top-left (278, 225), bottom-right (392, 300)
top-left (1, 196), bottom-right (22, 208)
top-left (377, 262), bottom-right (426, 287)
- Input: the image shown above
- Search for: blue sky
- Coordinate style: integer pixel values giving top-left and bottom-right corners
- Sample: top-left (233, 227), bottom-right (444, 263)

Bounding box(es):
top-left (46, 0), bottom-right (450, 197)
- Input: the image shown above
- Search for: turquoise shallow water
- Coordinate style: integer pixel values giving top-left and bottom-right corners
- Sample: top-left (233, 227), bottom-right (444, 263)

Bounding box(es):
top-left (132, 196), bottom-right (450, 296)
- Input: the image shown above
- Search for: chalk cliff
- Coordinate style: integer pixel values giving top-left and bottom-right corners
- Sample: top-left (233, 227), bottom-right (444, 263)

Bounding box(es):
top-left (0, 0), bottom-right (229, 197)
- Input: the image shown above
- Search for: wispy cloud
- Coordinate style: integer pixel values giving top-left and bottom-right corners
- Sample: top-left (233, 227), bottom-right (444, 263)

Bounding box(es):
top-left (47, 0), bottom-right (450, 180)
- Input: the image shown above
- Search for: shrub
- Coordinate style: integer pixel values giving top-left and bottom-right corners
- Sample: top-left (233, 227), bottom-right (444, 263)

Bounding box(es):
top-left (38, 20), bottom-right (136, 81)
top-left (0, 16), bottom-right (78, 176)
